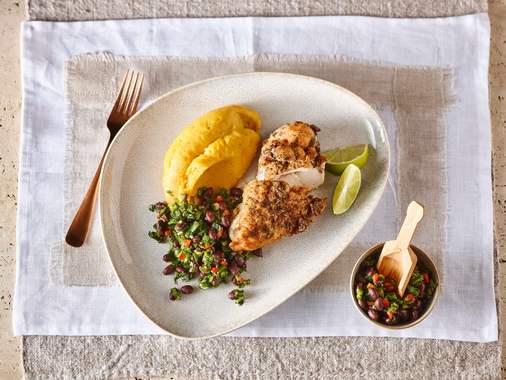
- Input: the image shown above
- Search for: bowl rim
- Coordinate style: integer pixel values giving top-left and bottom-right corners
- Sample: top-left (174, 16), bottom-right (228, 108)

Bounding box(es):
top-left (349, 242), bottom-right (440, 330)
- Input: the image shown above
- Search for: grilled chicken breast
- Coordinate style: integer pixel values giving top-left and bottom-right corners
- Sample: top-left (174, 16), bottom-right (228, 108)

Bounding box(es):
top-left (229, 180), bottom-right (327, 251)
top-left (257, 121), bottom-right (326, 189)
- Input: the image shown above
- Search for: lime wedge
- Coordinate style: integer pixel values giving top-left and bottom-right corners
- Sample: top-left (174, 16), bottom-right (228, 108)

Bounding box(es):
top-left (332, 164), bottom-right (361, 215)
top-left (323, 144), bottom-right (369, 175)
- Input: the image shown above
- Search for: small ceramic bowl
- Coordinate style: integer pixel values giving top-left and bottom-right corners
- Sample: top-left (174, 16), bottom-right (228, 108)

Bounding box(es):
top-left (350, 242), bottom-right (439, 329)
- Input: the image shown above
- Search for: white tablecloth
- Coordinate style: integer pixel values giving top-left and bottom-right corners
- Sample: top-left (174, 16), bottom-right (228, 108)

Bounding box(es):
top-left (13, 13), bottom-right (496, 342)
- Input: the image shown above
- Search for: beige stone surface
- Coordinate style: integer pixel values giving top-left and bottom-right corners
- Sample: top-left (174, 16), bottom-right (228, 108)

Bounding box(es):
top-left (490, 0), bottom-right (506, 375)
top-left (0, 0), bottom-right (24, 379)
top-left (1, 0), bottom-right (505, 378)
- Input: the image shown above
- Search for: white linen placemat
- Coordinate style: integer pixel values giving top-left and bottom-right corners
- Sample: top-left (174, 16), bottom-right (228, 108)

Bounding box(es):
top-left (13, 14), bottom-right (496, 342)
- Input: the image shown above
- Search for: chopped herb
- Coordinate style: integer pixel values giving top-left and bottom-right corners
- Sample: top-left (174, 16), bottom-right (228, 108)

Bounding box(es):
top-left (407, 285), bottom-right (420, 297)
top-left (149, 187), bottom-right (255, 305)
top-left (169, 287), bottom-right (182, 301)
top-left (228, 289), bottom-right (245, 305)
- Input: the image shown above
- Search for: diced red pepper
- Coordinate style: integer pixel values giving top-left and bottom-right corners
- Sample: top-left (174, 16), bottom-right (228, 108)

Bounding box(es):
top-left (382, 299), bottom-right (390, 308)
top-left (163, 230), bottom-right (171, 237)
top-left (405, 294), bottom-right (415, 303)
top-left (178, 253), bottom-right (186, 261)
top-left (215, 195), bottom-right (224, 202)
top-left (211, 267), bottom-right (218, 274)
top-left (423, 272), bottom-right (430, 284)
top-left (220, 259), bottom-right (228, 266)
top-left (183, 239), bottom-right (191, 247)
top-left (367, 283), bottom-right (375, 289)
top-left (372, 273), bottom-right (380, 284)
top-left (217, 227), bottom-right (224, 239)
top-left (386, 311), bottom-right (394, 319)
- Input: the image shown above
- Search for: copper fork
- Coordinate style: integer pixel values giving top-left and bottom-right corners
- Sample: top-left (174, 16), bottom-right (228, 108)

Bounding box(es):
top-left (65, 70), bottom-right (144, 247)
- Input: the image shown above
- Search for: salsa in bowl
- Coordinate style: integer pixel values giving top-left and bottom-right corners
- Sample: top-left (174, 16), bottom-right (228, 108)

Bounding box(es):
top-left (350, 243), bottom-right (439, 329)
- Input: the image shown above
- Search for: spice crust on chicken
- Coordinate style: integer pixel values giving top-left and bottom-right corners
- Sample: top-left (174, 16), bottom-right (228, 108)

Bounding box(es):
top-left (229, 180), bottom-right (327, 251)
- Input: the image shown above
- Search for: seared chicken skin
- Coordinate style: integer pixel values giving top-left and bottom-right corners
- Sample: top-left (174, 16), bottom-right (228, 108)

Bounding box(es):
top-left (257, 121), bottom-right (326, 189)
top-left (229, 180), bottom-right (327, 251)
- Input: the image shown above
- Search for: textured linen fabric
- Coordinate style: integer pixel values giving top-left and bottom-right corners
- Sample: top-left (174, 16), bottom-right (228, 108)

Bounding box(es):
top-left (57, 53), bottom-right (449, 291)
top-left (14, 15), bottom-right (495, 340)
top-left (26, 0), bottom-right (488, 20)
top-left (15, 11), bottom-right (498, 380)
top-left (23, 335), bottom-right (500, 379)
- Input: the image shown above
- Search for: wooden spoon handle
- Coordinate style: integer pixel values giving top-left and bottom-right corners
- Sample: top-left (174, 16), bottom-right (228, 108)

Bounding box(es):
top-left (396, 201), bottom-right (424, 249)
top-left (65, 145), bottom-right (109, 247)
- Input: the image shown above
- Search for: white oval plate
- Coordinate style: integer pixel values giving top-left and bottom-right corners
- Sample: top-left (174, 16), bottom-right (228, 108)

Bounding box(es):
top-left (99, 72), bottom-right (390, 339)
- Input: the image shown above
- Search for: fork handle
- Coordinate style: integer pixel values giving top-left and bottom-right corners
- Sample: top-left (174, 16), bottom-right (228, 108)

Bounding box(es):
top-left (65, 142), bottom-right (110, 247)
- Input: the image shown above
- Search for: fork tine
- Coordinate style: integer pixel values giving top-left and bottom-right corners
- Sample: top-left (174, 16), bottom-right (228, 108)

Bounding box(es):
top-left (122, 72), bottom-right (141, 115)
top-left (126, 74), bottom-right (144, 116)
top-left (111, 70), bottom-right (130, 113)
top-left (120, 72), bottom-right (138, 114)
top-left (117, 70), bottom-right (134, 113)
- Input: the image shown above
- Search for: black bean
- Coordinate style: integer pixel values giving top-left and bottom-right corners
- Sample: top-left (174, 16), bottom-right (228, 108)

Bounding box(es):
top-left (384, 284), bottom-right (395, 292)
top-left (419, 283), bottom-right (426, 293)
top-left (156, 220), bottom-right (168, 232)
top-left (399, 309), bottom-right (409, 321)
top-left (413, 300), bottom-right (422, 310)
top-left (358, 299), bottom-right (368, 310)
top-left (228, 290), bottom-right (237, 300)
top-left (213, 251), bottom-right (224, 259)
top-left (181, 285), bottom-right (194, 294)
top-left (172, 240), bottom-right (180, 249)
top-left (211, 278), bottom-right (220, 287)
top-left (411, 310), bottom-right (420, 320)
top-left (208, 228), bottom-right (217, 240)
top-left (229, 264), bottom-right (240, 275)
top-left (204, 187), bottom-right (214, 198)
top-left (368, 287), bottom-right (378, 301)
top-left (169, 293), bottom-right (177, 301)
top-left (252, 248), bottom-right (263, 257)
top-left (162, 253), bottom-right (172, 262)
top-left (175, 266), bottom-right (186, 273)
top-left (205, 211), bottom-right (215, 223)
top-left (234, 255), bottom-right (245, 268)
top-left (368, 309), bottom-right (379, 321)
top-left (219, 202), bottom-right (227, 211)
top-left (221, 215), bottom-right (231, 227)
top-left (230, 187), bottom-right (243, 197)
top-left (175, 222), bottom-right (187, 231)
top-left (192, 235), bottom-right (201, 244)
top-left (162, 265), bottom-right (174, 275)
top-left (374, 298), bottom-right (384, 311)
top-left (155, 201), bottom-right (167, 210)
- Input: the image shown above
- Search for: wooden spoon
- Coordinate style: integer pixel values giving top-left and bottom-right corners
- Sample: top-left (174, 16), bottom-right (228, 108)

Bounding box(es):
top-left (377, 201), bottom-right (424, 297)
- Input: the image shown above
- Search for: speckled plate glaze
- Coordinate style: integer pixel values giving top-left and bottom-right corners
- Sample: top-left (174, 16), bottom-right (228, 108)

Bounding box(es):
top-left (99, 72), bottom-right (390, 339)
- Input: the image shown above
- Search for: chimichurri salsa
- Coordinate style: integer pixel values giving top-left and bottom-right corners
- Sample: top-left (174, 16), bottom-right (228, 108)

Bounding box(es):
top-left (148, 187), bottom-right (261, 305)
top-left (354, 252), bottom-right (438, 325)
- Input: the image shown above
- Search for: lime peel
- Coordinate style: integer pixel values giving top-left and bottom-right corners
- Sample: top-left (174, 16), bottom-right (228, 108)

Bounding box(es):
top-left (323, 144), bottom-right (369, 175)
top-left (332, 164), bottom-right (362, 215)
